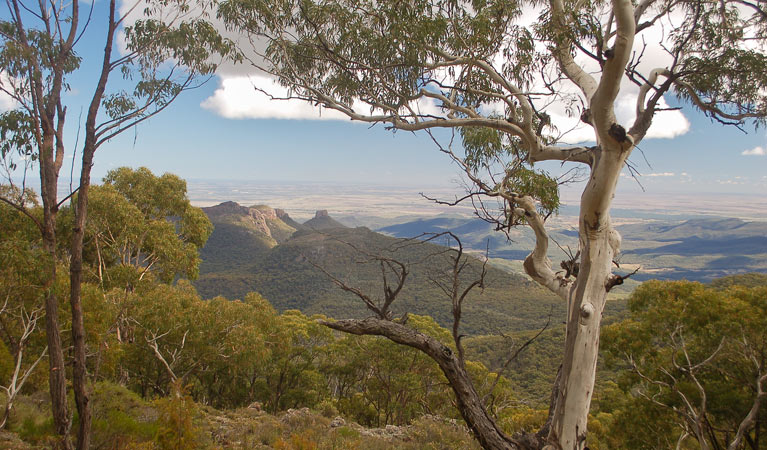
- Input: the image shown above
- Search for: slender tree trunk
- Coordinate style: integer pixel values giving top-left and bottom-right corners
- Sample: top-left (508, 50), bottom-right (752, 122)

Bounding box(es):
top-left (69, 145), bottom-right (94, 450)
top-left (39, 134), bottom-right (72, 449)
top-left (546, 146), bottom-right (628, 449)
top-left (67, 3), bottom-right (117, 446)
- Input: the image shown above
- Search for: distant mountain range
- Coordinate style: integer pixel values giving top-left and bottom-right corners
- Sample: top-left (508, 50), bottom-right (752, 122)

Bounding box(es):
top-left (195, 200), bottom-right (765, 335)
top-left (379, 216), bottom-right (767, 282)
top-left (194, 202), bottom-right (578, 336)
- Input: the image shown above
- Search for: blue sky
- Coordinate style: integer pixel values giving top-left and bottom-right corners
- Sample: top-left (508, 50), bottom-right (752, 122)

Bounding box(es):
top-left (3, 0), bottom-right (766, 201)
top-left (87, 79), bottom-right (767, 198)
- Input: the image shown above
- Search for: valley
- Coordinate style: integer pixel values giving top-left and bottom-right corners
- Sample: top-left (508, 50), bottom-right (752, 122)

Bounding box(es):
top-left (193, 199), bottom-right (767, 407)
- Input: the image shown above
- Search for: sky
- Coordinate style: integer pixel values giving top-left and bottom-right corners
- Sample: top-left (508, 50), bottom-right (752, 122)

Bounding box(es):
top-left (2, 0), bottom-right (766, 206)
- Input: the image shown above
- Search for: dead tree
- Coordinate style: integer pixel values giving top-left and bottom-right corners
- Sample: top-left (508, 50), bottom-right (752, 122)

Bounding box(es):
top-left (316, 232), bottom-right (551, 449)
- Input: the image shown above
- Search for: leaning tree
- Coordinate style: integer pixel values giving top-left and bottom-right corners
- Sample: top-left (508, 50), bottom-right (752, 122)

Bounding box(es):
top-left (0, 0), bottom-right (233, 446)
top-left (219, 0), bottom-right (767, 448)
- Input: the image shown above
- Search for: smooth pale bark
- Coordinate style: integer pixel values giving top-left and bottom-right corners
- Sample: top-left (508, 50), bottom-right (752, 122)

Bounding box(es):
top-left (544, 146), bottom-right (628, 449)
top-left (540, 0), bottom-right (635, 446)
top-left (0, 316), bottom-right (47, 429)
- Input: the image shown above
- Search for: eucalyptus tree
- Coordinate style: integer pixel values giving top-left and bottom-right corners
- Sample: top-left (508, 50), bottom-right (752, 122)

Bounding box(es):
top-left (219, 0), bottom-right (767, 448)
top-left (86, 167), bottom-right (213, 288)
top-left (603, 280), bottom-right (767, 449)
top-left (0, 0), bottom-right (234, 446)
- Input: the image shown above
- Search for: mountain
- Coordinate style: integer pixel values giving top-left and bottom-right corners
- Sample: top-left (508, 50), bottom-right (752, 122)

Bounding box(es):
top-left (195, 204), bottom-right (574, 336)
top-left (275, 208), bottom-right (306, 231)
top-left (379, 215), bottom-right (767, 282)
top-left (303, 210), bottom-right (348, 230)
top-left (199, 202), bottom-right (297, 273)
top-left (379, 216), bottom-right (573, 261)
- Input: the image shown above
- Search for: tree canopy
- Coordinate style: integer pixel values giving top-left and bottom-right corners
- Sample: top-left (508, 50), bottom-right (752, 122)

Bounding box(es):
top-left (84, 167), bottom-right (213, 287)
top-left (603, 280), bottom-right (767, 449)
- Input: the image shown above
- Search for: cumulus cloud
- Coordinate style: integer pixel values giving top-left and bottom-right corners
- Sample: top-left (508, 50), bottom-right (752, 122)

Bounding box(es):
top-left (742, 146), bottom-right (766, 156)
top-left (203, 71), bottom-right (691, 141)
top-left (555, 95), bottom-right (690, 144)
top-left (201, 74), bottom-right (443, 121)
top-left (201, 75), bottom-right (351, 120)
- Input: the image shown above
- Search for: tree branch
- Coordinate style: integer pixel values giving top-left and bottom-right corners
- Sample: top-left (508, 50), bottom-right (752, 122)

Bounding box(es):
top-left (320, 317), bottom-right (522, 449)
top-left (516, 196), bottom-right (572, 301)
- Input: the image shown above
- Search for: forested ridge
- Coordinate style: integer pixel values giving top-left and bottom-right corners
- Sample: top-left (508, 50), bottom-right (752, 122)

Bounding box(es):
top-left (195, 201), bottom-right (573, 336)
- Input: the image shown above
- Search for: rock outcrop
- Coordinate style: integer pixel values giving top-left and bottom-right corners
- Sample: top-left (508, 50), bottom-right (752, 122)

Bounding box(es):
top-left (202, 202), bottom-right (295, 239)
top-left (303, 210), bottom-right (347, 231)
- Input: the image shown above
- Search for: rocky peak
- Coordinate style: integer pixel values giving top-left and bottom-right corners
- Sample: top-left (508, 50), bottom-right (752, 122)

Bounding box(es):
top-left (250, 205), bottom-right (277, 220)
top-left (203, 201), bottom-right (249, 217)
top-left (203, 201), bottom-right (272, 238)
top-left (303, 210), bottom-right (347, 231)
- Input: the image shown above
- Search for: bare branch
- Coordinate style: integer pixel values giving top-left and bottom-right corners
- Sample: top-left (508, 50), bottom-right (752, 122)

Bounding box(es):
top-left (320, 317), bottom-right (522, 449)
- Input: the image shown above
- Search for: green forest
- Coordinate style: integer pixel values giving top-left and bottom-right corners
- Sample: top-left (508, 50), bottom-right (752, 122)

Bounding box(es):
top-left (1, 168), bottom-right (765, 449)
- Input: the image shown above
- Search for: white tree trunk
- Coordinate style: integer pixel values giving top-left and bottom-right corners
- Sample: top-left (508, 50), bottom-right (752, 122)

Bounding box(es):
top-left (544, 145), bottom-right (628, 449)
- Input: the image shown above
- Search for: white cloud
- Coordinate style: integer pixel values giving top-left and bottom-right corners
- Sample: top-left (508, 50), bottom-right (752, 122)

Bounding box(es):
top-left (645, 172), bottom-right (676, 177)
top-left (0, 72), bottom-right (19, 112)
top-left (557, 95), bottom-right (691, 143)
top-left (201, 74), bottom-right (443, 121)
top-left (201, 75), bottom-right (351, 120)
top-left (716, 178), bottom-right (746, 185)
top-left (742, 146), bottom-right (766, 156)
top-left (616, 96), bottom-right (690, 139)
top-left (0, 92), bottom-right (14, 112)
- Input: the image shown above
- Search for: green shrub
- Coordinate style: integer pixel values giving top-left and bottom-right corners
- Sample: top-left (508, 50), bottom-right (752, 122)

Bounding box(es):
top-left (91, 381), bottom-right (158, 448)
top-left (315, 400), bottom-right (338, 418)
top-left (154, 383), bottom-right (205, 450)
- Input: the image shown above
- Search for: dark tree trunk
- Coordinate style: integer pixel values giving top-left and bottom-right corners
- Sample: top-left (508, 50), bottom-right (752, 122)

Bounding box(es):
top-left (67, 3), bottom-right (117, 447)
top-left (39, 133), bottom-right (72, 449)
top-left (69, 145), bottom-right (93, 450)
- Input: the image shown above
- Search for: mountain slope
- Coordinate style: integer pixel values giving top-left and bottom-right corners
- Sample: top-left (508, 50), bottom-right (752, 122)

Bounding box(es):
top-left (195, 208), bottom-right (568, 336)
top-left (379, 215), bottom-right (767, 282)
top-left (199, 202), bottom-right (296, 272)
top-left (275, 208), bottom-right (306, 231)
top-left (303, 210), bottom-right (348, 230)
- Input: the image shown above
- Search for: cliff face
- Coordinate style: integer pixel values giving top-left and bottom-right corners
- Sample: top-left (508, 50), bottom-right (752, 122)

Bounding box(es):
top-left (200, 203), bottom-right (355, 267)
top-left (202, 202), bottom-right (296, 243)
